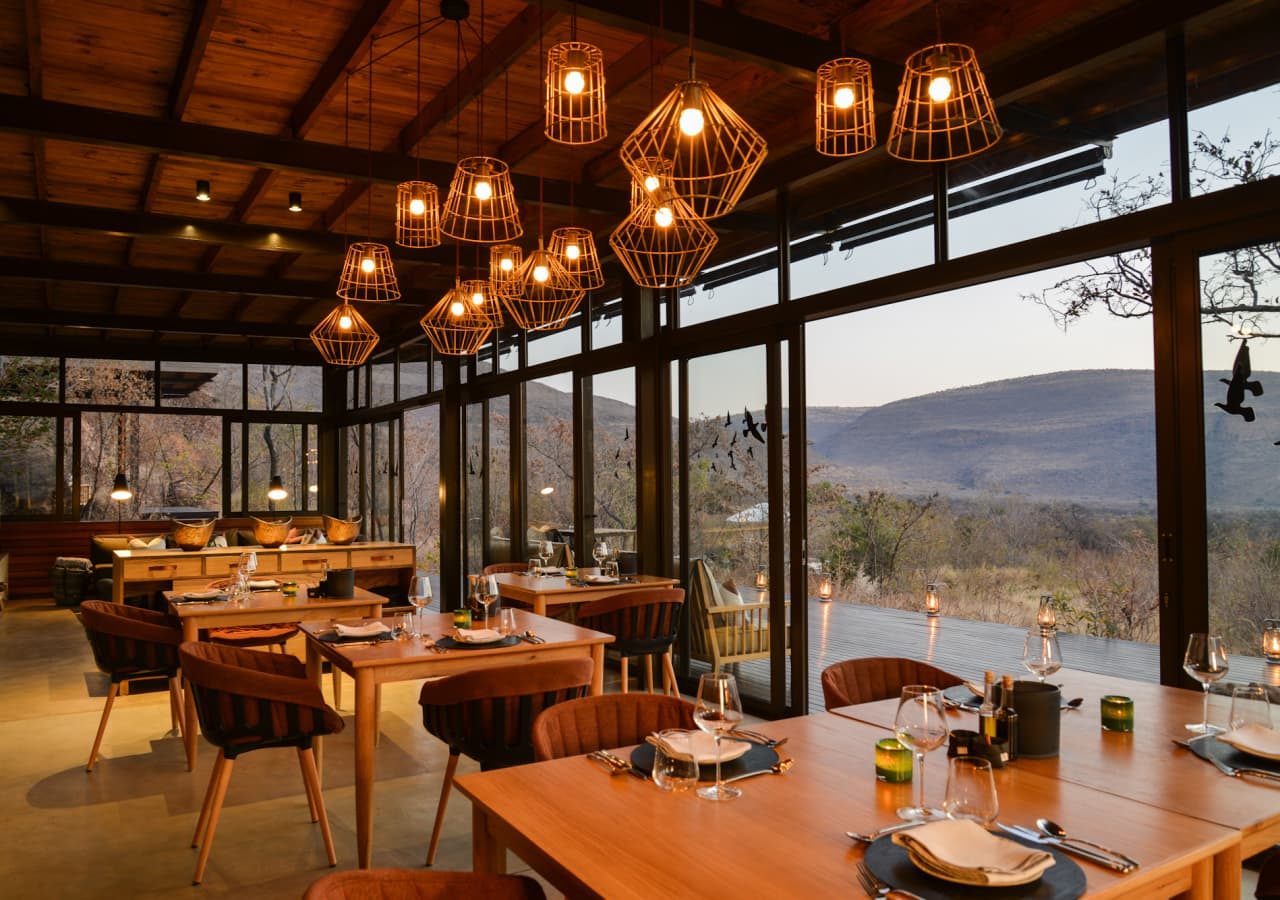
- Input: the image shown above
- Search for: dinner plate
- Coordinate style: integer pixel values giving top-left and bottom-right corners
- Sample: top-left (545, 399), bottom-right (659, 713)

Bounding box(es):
top-left (656, 731), bottom-right (751, 764)
top-left (630, 741), bottom-right (778, 782)
top-left (864, 833), bottom-right (1086, 899)
top-left (1217, 724), bottom-right (1280, 761)
top-left (434, 635), bottom-right (521, 650)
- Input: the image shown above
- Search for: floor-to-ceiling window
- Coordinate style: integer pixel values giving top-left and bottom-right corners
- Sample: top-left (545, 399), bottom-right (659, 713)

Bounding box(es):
top-left (526, 374), bottom-right (575, 564)
top-left (589, 368), bottom-right (637, 563)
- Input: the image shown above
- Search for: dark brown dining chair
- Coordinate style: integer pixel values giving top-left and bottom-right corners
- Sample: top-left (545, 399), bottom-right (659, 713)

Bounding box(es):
top-left (532, 692), bottom-right (696, 761)
top-left (418, 657), bottom-right (594, 866)
top-left (576, 587), bottom-right (684, 695)
top-left (79, 599), bottom-right (185, 772)
top-left (1258, 850), bottom-right (1280, 900)
top-left (303, 868), bottom-right (546, 900)
top-left (820, 656), bottom-right (964, 711)
top-left (179, 641), bottom-right (344, 885)
top-left (482, 562), bottom-right (529, 576)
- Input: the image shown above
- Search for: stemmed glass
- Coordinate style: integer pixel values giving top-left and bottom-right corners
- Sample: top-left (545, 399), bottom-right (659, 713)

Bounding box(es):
top-left (1022, 627), bottom-right (1063, 683)
top-left (407, 575), bottom-right (433, 638)
top-left (693, 672), bottom-right (745, 802)
top-left (1184, 633), bottom-right (1229, 734)
top-left (894, 685), bottom-right (950, 821)
top-left (538, 541), bottom-right (554, 571)
top-left (478, 575), bottom-right (499, 628)
top-left (593, 539), bottom-right (610, 572)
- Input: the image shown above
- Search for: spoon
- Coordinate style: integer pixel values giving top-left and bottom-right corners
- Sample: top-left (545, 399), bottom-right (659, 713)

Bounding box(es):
top-left (1036, 818), bottom-right (1139, 870)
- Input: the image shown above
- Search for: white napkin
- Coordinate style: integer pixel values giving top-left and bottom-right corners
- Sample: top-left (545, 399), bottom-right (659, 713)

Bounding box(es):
top-left (455, 628), bottom-right (503, 643)
top-left (182, 589), bottom-right (223, 600)
top-left (583, 574), bottom-right (619, 584)
top-left (534, 567), bottom-right (564, 576)
top-left (1218, 723), bottom-right (1280, 760)
top-left (893, 819), bottom-right (1055, 886)
top-left (333, 622), bottom-right (391, 638)
top-left (248, 579), bottom-right (281, 590)
top-left (657, 730), bottom-right (750, 764)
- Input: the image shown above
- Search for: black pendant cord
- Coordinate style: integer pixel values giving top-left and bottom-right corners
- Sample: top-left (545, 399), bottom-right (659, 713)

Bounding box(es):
top-left (366, 34), bottom-right (375, 243)
top-left (414, 0), bottom-right (422, 181)
top-left (934, 0), bottom-right (944, 45)
top-left (687, 0), bottom-right (695, 81)
top-left (343, 75), bottom-right (351, 250)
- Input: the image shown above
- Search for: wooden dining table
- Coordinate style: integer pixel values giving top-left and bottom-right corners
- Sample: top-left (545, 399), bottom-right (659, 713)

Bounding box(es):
top-left (455, 711), bottom-right (1238, 899)
top-left (164, 584), bottom-right (384, 770)
top-left (831, 667), bottom-right (1280, 896)
top-left (493, 572), bottom-right (678, 617)
top-left (301, 609), bottom-right (613, 869)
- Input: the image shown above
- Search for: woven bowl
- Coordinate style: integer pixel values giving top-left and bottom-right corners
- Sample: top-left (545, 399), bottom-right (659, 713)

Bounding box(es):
top-left (170, 519), bottom-right (216, 551)
top-left (251, 517), bottom-right (292, 548)
top-left (323, 514), bottom-right (361, 545)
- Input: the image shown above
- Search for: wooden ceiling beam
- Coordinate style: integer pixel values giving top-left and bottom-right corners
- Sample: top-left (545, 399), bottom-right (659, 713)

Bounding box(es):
top-left (168, 0), bottom-right (222, 121)
top-left (4, 307), bottom-right (316, 340)
top-left (0, 334), bottom-right (321, 363)
top-left (0, 95), bottom-right (628, 214)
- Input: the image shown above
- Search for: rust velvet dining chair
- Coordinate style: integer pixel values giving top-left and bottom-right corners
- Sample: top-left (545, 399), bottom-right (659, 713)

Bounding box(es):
top-left (418, 657), bottom-right (594, 866)
top-left (576, 587), bottom-right (684, 695)
top-left (531, 692), bottom-right (696, 761)
top-left (820, 656), bottom-right (964, 710)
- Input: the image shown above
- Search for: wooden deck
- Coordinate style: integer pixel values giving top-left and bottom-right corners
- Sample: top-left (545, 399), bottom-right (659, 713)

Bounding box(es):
top-left (718, 599), bottom-right (1280, 714)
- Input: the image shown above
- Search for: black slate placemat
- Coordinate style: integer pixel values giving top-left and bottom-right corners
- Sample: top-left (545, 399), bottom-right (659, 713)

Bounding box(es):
top-left (864, 832), bottom-right (1086, 900)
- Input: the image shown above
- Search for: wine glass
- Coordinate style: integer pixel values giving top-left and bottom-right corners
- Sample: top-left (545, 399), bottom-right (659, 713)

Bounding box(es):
top-left (479, 575), bottom-right (499, 628)
top-left (1022, 627), bottom-right (1063, 682)
top-left (693, 672), bottom-right (744, 801)
top-left (1184, 633), bottom-right (1229, 734)
top-left (408, 575), bottom-right (433, 638)
top-left (593, 539), bottom-right (610, 571)
top-left (538, 541), bottom-right (554, 571)
top-left (1229, 685), bottom-right (1272, 730)
top-left (894, 685), bottom-right (950, 821)
top-left (942, 757), bottom-right (999, 825)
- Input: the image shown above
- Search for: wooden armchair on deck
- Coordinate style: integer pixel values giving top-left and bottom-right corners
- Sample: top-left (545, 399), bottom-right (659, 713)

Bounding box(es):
top-left (686, 558), bottom-right (789, 674)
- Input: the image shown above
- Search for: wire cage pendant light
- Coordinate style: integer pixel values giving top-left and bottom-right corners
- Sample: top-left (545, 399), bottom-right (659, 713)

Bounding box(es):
top-left (609, 191), bottom-right (718, 289)
top-left (815, 57), bottom-right (876, 157)
top-left (619, 76), bottom-right (767, 220)
top-left (886, 42), bottom-right (1000, 162)
top-left (311, 302), bottom-right (380, 367)
top-left (499, 240), bottom-right (585, 331)
top-left (460, 278), bottom-right (504, 327)
top-left (629, 157), bottom-right (675, 211)
top-left (441, 156), bottom-right (523, 243)
top-left (489, 244), bottom-right (524, 296)
top-left (420, 280), bottom-right (495, 356)
top-left (336, 242), bottom-right (401, 302)
top-left (548, 226), bottom-right (604, 290)
top-left (396, 181), bottom-right (442, 248)
top-left (545, 41), bottom-right (607, 145)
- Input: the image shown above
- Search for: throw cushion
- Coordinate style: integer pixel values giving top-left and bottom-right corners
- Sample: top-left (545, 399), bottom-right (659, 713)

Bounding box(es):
top-left (209, 533), bottom-right (228, 548)
top-left (128, 537), bottom-right (166, 550)
top-left (716, 580), bottom-right (744, 606)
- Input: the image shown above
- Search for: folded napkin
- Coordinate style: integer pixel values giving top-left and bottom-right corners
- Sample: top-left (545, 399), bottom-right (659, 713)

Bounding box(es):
top-left (533, 567), bottom-right (564, 576)
top-left (1218, 723), bottom-right (1280, 760)
top-left (333, 622), bottom-right (391, 638)
top-left (656, 730), bottom-right (750, 764)
top-left (248, 579), bottom-right (281, 590)
top-left (583, 574), bottom-right (619, 584)
top-left (893, 819), bottom-right (1055, 887)
top-left (454, 627), bottom-right (503, 643)
top-left (181, 589), bottom-right (223, 600)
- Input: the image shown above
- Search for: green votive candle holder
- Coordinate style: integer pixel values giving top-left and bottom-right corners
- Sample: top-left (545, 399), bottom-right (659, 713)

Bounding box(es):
top-left (452, 608), bottom-right (472, 629)
top-left (875, 738), bottom-right (913, 783)
top-left (1100, 695), bottom-right (1134, 733)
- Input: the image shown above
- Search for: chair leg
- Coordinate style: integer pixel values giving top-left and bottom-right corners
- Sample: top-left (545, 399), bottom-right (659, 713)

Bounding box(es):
top-left (168, 676), bottom-right (184, 738)
top-left (662, 650), bottom-right (678, 697)
top-left (331, 668), bottom-right (342, 710)
top-left (299, 747), bottom-right (337, 867)
top-left (297, 748), bottom-right (320, 823)
top-left (192, 753), bottom-right (235, 885)
top-left (643, 655), bottom-right (655, 693)
top-left (86, 683), bottom-right (119, 772)
top-left (619, 656), bottom-right (629, 694)
top-left (191, 752), bottom-right (226, 847)
top-left (426, 752), bottom-right (460, 867)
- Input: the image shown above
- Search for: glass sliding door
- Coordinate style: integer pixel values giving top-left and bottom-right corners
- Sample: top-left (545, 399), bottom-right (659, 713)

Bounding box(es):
top-left (589, 368), bottom-right (637, 567)
top-left (527, 375), bottom-right (575, 565)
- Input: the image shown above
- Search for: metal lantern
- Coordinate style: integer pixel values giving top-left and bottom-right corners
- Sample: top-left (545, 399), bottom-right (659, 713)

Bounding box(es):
top-left (336, 242), bottom-right (400, 303)
top-left (1264, 618), bottom-right (1280, 664)
top-left (545, 41), bottom-right (607, 146)
top-left (609, 192), bottom-right (717, 289)
top-left (499, 240), bottom-right (585, 331)
top-left (886, 42), bottom-right (1001, 162)
top-left (619, 76), bottom-right (767, 220)
top-left (815, 57), bottom-right (875, 157)
top-left (395, 181), bottom-right (442, 248)
top-left (925, 582), bottom-right (942, 617)
top-left (818, 573), bottom-right (834, 601)
top-left (1037, 594), bottom-right (1057, 630)
top-left (311, 302), bottom-right (380, 367)
top-left (420, 282), bottom-right (494, 356)
top-left (548, 226), bottom-right (604, 290)
top-left (753, 567), bottom-right (768, 590)
top-left (441, 156), bottom-right (523, 244)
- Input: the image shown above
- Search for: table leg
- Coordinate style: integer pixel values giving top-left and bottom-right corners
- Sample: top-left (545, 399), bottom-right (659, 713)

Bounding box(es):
top-left (590, 645), bottom-right (604, 696)
top-left (1188, 855), bottom-right (1213, 900)
top-left (305, 641), bottom-right (324, 783)
top-left (1212, 840), bottom-right (1242, 900)
top-left (472, 806), bottom-right (507, 875)
top-left (182, 619), bottom-right (199, 771)
top-left (355, 671), bottom-right (377, 868)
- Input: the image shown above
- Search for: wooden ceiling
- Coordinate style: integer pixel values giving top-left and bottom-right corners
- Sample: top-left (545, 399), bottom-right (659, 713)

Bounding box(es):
top-left (0, 0), bottom-right (1272, 361)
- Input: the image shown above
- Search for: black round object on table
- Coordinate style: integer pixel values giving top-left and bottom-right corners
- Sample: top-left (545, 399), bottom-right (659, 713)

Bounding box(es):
top-left (434, 634), bottom-right (521, 650)
top-left (630, 742), bottom-right (779, 782)
top-left (863, 832), bottom-right (1086, 900)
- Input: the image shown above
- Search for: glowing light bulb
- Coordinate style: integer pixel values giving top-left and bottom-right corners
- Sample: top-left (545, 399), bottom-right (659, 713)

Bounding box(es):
top-left (409, 197), bottom-right (426, 216)
top-left (473, 179), bottom-right (493, 201)
top-left (499, 256), bottom-right (514, 272)
top-left (654, 205), bottom-right (674, 228)
top-left (928, 74), bottom-right (952, 102)
top-left (833, 84), bottom-right (855, 109)
top-left (565, 243), bottom-right (580, 261)
top-left (643, 174), bottom-right (661, 193)
top-left (360, 257), bottom-right (375, 274)
top-left (563, 68), bottom-right (585, 95)
top-left (450, 300), bottom-right (465, 317)
top-left (471, 291), bottom-right (485, 305)
top-left (678, 106), bottom-right (704, 137)
top-left (533, 264), bottom-right (550, 283)
top-left (338, 313), bottom-right (353, 330)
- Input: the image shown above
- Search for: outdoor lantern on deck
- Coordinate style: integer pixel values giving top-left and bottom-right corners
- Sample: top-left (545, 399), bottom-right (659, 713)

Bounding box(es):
top-left (754, 567), bottom-right (768, 590)
top-left (817, 572), bottom-right (834, 601)
top-left (925, 582), bottom-right (942, 617)
top-left (1037, 594), bottom-right (1057, 630)
top-left (1264, 619), bottom-right (1280, 664)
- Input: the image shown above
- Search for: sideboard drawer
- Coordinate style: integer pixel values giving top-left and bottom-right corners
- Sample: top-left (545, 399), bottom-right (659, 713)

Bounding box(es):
top-left (205, 554), bottom-right (281, 576)
top-left (349, 547), bottom-right (414, 568)
top-left (122, 556), bottom-right (204, 580)
top-left (281, 550), bottom-right (350, 572)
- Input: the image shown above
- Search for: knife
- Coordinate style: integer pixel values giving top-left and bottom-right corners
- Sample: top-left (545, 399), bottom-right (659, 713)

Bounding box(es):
top-left (997, 824), bottom-right (1136, 873)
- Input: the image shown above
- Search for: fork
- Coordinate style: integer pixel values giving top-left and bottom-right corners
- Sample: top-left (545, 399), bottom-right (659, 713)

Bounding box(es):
top-left (855, 861), bottom-right (924, 899)
top-left (726, 728), bottom-right (787, 747)
top-left (422, 636), bottom-right (448, 654)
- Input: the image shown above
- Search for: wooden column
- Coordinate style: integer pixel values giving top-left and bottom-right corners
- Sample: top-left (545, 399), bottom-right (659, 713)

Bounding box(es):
top-left (439, 361), bottom-right (464, 611)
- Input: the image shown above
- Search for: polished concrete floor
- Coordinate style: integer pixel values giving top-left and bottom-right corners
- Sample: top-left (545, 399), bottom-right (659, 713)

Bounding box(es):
top-left (0, 601), bottom-right (561, 899)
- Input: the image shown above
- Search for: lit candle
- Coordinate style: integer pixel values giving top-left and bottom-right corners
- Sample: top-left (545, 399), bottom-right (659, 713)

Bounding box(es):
top-left (818, 575), bottom-right (833, 601)
top-left (1264, 619), bottom-right (1280, 664)
top-left (874, 738), bottom-right (913, 783)
top-left (1100, 695), bottom-right (1134, 733)
top-left (925, 583), bottom-right (941, 617)
top-left (754, 568), bottom-right (768, 590)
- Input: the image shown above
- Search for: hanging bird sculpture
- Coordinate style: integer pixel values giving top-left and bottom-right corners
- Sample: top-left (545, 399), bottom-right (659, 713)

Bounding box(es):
top-left (728, 450), bottom-right (737, 471)
top-left (1215, 339), bottom-right (1264, 422)
top-left (730, 432), bottom-right (738, 446)
top-left (743, 407), bottom-right (766, 443)
top-left (724, 410), bottom-right (732, 427)
top-left (746, 444), bottom-right (755, 459)
top-left (623, 427), bottom-right (630, 441)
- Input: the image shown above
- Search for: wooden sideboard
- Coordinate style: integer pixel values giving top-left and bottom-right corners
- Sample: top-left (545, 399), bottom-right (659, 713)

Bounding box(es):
top-left (110, 542), bottom-right (415, 604)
